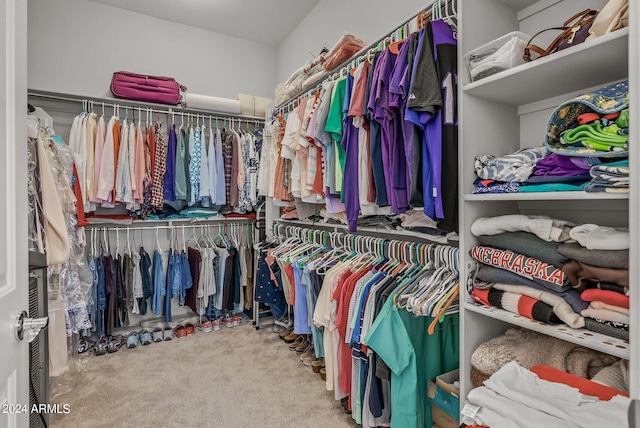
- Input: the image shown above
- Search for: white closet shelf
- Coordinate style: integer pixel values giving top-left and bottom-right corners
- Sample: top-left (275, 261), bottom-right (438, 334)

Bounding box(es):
top-left (463, 191), bottom-right (629, 201)
top-left (463, 28), bottom-right (629, 106)
top-left (465, 301), bottom-right (630, 359)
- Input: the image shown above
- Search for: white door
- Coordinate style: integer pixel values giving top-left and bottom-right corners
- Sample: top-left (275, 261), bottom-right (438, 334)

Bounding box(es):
top-left (0, 0), bottom-right (29, 427)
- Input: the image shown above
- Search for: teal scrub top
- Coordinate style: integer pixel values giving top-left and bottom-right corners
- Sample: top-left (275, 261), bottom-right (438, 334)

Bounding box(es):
top-left (365, 285), bottom-right (459, 428)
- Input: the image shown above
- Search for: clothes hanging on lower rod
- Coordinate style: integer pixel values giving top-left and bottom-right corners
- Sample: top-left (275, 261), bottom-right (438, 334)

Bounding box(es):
top-left (258, 225), bottom-right (460, 428)
top-left (84, 223), bottom-right (254, 337)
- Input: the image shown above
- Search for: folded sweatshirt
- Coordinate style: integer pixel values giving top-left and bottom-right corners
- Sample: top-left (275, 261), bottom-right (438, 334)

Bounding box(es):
top-left (471, 246), bottom-right (570, 292)
top-left (477, 232), bottom-right (567, 268)
top-left (471, 214), bottom-right (575, 242)
top-left (557, 243), bottom-right (628, 269)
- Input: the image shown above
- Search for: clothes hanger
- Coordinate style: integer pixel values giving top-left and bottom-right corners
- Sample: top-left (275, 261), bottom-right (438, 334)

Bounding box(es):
top-left (155, 228), bottom-right (161, 253)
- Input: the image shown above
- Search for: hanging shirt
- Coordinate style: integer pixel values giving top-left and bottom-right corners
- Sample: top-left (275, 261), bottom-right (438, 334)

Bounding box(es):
top-left (110, 119), bottom-right (122, 204)
top-left (93, 115), bottom-right (106, 203)
top-left (133, 122), bottom-right (145, 205)
top-left (208, 125), bottom-right (217, 204)
top-left (214, 127), bottom-right (226, 205)
top-left (341, 72), bottom-right (361, 231)
top-left (151, 249), bottom-right (165, 315)
top-left (179, 249), bottom-right (193, 306)
top-left (365, 288), bottom-right (459, 428)
top-left (85, 112), bottom-right (98, 212)
top-left (175, 125), bottom-right (188, 201)
top-left (150, 121), bottom-right (166, 209)
top-left (163, 248), bottom-right (174, 322)
top-left (115, 118), bottom-right (130, 203)
top-left (128, 121), bottom-right (137, 207)
top-left (199, 124), bottom-right (211, 205)
top-left (131, 250), bottom-right (143, 314)
top-left (96, 116), bottom-right (117, 202)
top-left (164, 124), bottom-right (177, 201)
top-left (188, 126), bottom-right (198, 205)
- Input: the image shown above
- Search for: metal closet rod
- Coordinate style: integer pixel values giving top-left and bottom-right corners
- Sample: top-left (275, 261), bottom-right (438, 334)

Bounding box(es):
top-left (27, 90), bottom-right (266, 125)
top-left (274, 0), bottom-right (449, 113)
top-left (84, 217), bottom-right (253, 230)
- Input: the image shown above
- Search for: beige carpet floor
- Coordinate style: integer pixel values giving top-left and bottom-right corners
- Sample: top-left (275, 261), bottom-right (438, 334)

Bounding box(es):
top-left (50, 320), bottom-right (356, 428)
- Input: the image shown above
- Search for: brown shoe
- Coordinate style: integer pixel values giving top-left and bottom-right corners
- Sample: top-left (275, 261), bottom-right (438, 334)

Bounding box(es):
top-left (288, 336), bottom-right (305, 351)
top-left (312, 357), bottom-right (325, 373)
top-left (294, 338), bottom-right (309, 354)
top-left (320, 368), bottom-right (326, 381)
top-left (279, 326), bottom-right (294, 340)
top-left (283, 332), bottom-right (300, 343)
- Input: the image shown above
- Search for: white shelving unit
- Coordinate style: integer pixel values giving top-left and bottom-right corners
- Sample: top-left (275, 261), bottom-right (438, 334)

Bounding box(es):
top-left (458, 0), bottom-right (637, 409)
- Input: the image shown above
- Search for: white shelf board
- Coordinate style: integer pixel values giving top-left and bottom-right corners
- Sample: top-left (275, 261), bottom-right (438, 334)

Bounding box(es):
top-left (463, 28), bottom-right (629, 106)
top-left (465, 301), bottom-right (630, 359)
top-left (464, 191), bottom-right (629, 202)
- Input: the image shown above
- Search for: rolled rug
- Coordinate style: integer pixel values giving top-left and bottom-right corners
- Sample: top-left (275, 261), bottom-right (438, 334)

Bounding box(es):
top-left (185, 93), bottom-right (241, 114)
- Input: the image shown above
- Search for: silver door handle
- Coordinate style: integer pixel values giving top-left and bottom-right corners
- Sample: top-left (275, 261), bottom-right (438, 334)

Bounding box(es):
top-left (15, 311), bottom-right (48, 343)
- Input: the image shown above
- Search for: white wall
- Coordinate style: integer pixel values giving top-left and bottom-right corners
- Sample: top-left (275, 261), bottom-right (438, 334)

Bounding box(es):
top-left (276, 0), bottom-right (427, 83)
top-left (28, 0), bottom-right (277, 99)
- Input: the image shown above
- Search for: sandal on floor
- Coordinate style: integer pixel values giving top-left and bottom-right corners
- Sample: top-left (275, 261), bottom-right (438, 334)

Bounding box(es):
top-left (94, 335), bottom-right (108, 356)
top-left (126, 332), bottom-right (140, 349)
top-left (107, 335), bottom-right (124, 353)
top-left (163, 326), bottom-right (173, 341)
top-left (152, 328), bottom-right (164, 343)
top-left (140, 330), bottom-right (152, 346)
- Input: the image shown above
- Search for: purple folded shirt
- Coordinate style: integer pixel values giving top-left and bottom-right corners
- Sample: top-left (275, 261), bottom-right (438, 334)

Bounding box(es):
top-left (532, 153), bottom-right (591, 177)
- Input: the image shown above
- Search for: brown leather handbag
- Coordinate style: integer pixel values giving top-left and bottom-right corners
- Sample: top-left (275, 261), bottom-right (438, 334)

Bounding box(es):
top-left (523, 9), bottom-right (598, 61)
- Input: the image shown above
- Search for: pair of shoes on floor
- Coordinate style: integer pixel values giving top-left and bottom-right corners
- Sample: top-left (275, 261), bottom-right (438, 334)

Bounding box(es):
top-left (221, 314), bottom-right (242, 328)
top-left (152, 327), bottom-right (174, 342)
top-left (94, 334), bottom-right (124, 355)
top-left (196, 317), bottom-right (214, 333)
top-left (174, 322), bottom-right (196, 338)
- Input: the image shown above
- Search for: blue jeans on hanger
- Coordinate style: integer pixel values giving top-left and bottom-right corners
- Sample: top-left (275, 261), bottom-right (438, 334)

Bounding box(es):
top-left (96, 256), bottom-right (106, 336)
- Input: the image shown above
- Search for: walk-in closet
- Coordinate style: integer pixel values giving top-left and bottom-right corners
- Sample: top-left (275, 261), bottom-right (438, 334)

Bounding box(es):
top-left (1, 0), bottom-right (637, 427)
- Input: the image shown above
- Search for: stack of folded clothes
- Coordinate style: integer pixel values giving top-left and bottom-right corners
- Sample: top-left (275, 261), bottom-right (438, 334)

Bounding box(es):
top-left (585, 159), bottom-right (629, 193)
top-left (469, 215), bottom-right (630, 340)
top-left (472, 81), bottom-right (630, 194)
top-left (469, 214), bottom-right (587, 327)
top-left (560, 223), bottom-right (629, 340)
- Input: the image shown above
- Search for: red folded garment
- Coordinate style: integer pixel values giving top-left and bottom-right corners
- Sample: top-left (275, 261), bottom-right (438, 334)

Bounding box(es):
top-left (581, 288), bottom-right (629, 309)
top-left (530, 365), bottom-right (628, 400)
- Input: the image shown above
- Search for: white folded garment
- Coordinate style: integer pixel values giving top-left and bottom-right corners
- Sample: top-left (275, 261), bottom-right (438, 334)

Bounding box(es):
top-left (570, 223), bottom-right (629, 250)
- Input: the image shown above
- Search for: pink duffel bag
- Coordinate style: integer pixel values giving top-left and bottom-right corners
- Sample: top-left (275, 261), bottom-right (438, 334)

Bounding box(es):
top-left (110, 71), bottom-right (187, 106)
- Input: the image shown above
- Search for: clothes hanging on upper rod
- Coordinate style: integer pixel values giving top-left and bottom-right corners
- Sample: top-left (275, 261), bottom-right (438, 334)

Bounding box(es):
top-left (259, 226), bottom-right (460, 428)
top-left (65, 104), bottom-right (264, 221)
top-left (263, 18), bottom-right (458, 233)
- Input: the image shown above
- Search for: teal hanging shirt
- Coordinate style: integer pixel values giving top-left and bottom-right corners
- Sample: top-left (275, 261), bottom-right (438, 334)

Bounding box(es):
top-left (365, 286), bottom-right (459, 428)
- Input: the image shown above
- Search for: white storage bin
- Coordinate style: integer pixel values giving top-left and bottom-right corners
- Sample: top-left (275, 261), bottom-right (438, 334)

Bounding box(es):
top-left (464, 31), bottom-right (531, 82)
